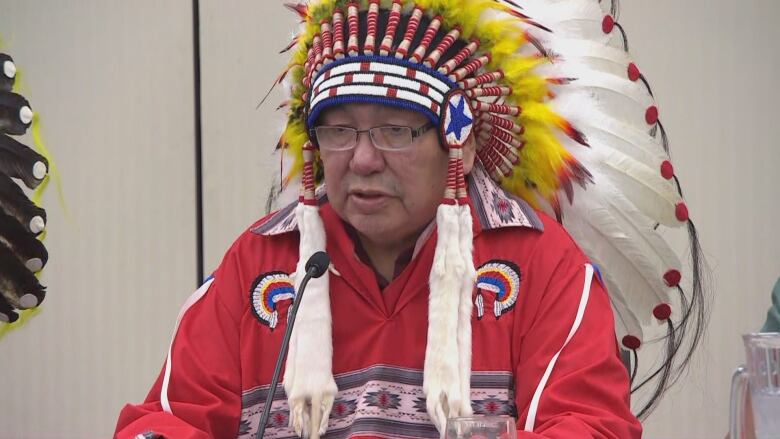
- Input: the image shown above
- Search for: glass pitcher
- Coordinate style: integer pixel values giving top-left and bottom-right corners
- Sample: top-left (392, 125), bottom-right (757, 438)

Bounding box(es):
top-left (445, 416), bottom-right (517, 439)
top-left (730, 333), bottom-right (780, 439)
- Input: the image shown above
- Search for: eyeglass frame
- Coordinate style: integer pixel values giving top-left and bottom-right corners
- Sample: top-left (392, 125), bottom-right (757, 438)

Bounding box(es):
top-left (309, 122), bottom-right (435, 152)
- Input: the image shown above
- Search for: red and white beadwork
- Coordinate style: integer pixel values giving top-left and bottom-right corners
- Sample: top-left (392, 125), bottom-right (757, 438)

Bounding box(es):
top-left (474, 260), bottom-right (521, 320)
top-left (301, 1), bottom-right (527, 192)
top-left (308, 59), bottom-right (453, 122)
top-left (250, 271), bottom-right (296, 330)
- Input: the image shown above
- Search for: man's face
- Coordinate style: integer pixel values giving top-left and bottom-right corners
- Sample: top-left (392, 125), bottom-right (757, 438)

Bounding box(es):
top-left (318, 103), bottom-right (448, 248)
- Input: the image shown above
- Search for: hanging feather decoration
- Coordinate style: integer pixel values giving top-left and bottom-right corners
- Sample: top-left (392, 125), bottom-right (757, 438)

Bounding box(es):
top-left (0, 52), bottom-right (54, 335)
top-left (518, 0), bottom-right (708, 418)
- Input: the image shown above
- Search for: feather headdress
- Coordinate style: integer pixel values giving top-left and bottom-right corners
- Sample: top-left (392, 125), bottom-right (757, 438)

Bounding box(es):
top-left (268, 0), bottom-right (707, 435)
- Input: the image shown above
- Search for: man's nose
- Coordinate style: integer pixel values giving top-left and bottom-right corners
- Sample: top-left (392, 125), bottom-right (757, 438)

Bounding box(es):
top-left (349, 130), bottom-right (385, 175)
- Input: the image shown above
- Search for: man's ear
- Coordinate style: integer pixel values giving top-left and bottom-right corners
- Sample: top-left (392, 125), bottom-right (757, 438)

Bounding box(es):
top-left (463, 134), bottom-right (477, 175)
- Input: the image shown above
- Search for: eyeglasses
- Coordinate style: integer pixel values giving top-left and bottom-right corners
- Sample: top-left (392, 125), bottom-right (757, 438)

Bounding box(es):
top-left (310, 123), bottom-right (433, 152)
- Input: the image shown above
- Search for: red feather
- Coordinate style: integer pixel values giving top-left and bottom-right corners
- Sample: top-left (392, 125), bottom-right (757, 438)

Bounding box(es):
top-left (504, 9), bottom-right (552, 33)
top-left (280, 36), bottom-right (300, 54)
top-left (276, 100), bottom-right (291, 111)
top-left (547, 77), bottom-right (575, 85)
top-left (284, 3), bottom-right (309, 21)
top-left (560, 119), bottom-right (589, 147)
top-left (523, 31), bottom-right (549, 58)
top-left (550, 193), bottom-right (562, 222)
top-left (256, 66), bottom-right (292, 109)
top-left (275, 135), bottom-right (286, 151)
top-left (495, 0), bottom-right (525, 12)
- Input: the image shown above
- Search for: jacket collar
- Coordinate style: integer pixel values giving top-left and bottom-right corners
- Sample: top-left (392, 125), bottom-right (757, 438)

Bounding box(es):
top-left (251, 164), bottom-right (543, 236)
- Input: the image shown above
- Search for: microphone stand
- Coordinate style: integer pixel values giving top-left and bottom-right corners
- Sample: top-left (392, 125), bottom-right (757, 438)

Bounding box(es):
top-left (255, 263), bottom-right (322, 438)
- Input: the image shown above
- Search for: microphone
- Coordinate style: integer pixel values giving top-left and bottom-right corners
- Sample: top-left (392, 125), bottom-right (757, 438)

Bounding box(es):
top-left (305, 251), bottom-right (330, 278)
top-left (255, 251), bottom-right (331, 439)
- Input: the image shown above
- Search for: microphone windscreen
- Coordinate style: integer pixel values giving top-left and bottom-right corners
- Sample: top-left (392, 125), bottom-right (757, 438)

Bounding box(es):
top-left (305, 251), bottom-right (330, 278)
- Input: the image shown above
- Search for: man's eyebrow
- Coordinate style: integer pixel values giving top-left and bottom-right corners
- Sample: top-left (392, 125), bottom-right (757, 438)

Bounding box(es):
top-left (318, 113), bottom-right (350, 124)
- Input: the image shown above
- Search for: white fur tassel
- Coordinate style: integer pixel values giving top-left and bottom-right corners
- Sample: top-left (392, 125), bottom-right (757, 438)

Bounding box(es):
top-left (457, 204), bottom-right (476, 417)
top-left (284, 203), bottom-right (337, 438)
top-left (425, 203), bottom-right (466, 435)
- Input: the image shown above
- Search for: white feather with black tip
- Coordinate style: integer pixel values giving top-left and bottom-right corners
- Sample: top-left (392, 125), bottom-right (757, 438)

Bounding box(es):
top-left (561, 176), bottom-right (681, 329)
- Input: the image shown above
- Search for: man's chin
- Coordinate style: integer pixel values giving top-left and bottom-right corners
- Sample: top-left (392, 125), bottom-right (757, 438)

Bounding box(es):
top-left (348, 215), bottom-right (390, 235)
top-left (347, 214), bottom-right (433, 256)
top-left (347, 216), bottom-right (397, 244)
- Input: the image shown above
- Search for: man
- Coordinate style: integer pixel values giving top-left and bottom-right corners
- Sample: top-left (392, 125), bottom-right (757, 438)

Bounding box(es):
top-left (116, 0), bottom-right (706, 437)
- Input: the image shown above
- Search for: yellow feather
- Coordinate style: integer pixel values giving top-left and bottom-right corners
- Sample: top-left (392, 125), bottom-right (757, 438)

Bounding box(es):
top-left (282, 118), bottom-right (309, 186)
top-left (415, 0), bottom-right (494, 38)
top-left (478, 17), bottom-right (523, 53)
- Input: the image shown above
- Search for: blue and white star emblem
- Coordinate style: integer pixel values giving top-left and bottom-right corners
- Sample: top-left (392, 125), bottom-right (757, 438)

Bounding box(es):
top-left (441, 90), bottom-right (474, 147)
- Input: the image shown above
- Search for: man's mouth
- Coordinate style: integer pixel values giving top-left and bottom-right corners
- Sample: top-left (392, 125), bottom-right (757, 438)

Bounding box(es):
top-left (348, 189), bottom-right (393, 212)
top-left (350, 188), bottom-right (392, 198)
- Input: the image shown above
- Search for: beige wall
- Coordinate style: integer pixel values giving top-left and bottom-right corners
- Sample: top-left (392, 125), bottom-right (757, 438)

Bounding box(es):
top-left (0, 1), bottom-right (196, 438)
top-left (199, 1), bottom-right (291, 273)
top-left (0, 1), bottom-right (778, 438)
top-left (622, 1), bottom-right (780, 437)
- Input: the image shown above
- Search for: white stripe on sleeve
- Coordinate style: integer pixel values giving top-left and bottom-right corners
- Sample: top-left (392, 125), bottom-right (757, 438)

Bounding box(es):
top-left (523, 264), bottom-right (594, 432)
top-left (160, 277), bottom-right (216, 414)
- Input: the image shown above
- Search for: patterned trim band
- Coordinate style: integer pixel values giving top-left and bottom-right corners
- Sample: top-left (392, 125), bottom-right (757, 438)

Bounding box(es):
top-left (237, 365), bottom-right (517, 439)
top-left (307, 55), bottom-right (457, 127)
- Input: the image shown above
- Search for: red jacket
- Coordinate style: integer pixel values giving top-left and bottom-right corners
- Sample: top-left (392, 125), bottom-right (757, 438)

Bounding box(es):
top-left (115, 185), bottom-right (641, 439)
